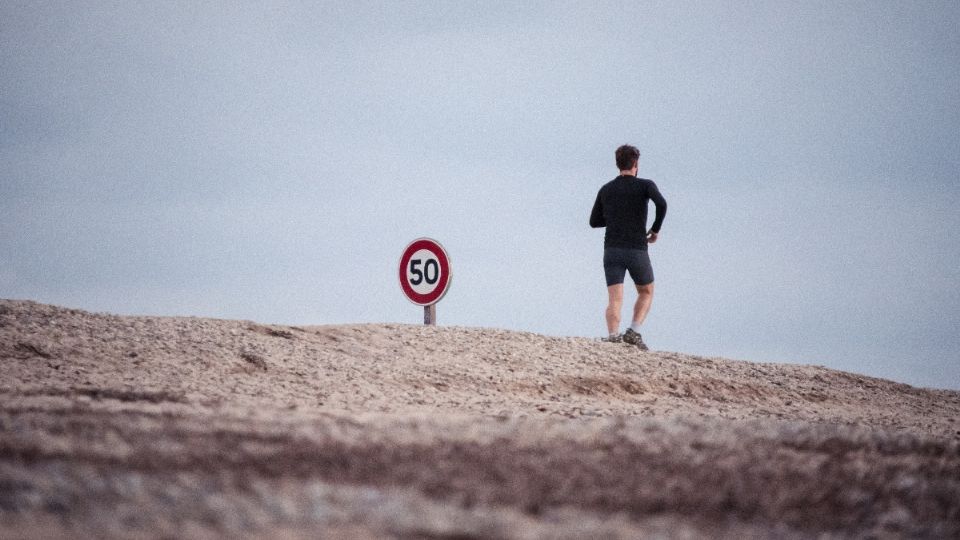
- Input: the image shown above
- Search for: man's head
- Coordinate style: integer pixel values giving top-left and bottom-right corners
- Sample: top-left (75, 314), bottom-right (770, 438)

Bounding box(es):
top-left (615, 144), bottom-right (640, 173)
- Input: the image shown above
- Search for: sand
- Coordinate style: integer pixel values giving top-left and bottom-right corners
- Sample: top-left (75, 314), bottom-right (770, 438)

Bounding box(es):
top-left (1, 299), bottom-right (958, 538)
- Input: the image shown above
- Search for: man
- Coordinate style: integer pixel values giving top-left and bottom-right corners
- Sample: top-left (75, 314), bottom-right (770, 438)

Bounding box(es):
top-left (589, 144), bottom-right (667, 350)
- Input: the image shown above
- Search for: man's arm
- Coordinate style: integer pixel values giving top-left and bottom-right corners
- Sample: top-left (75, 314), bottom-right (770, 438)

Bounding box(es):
top-left (589, 191), bottom-right (605, 228)
top-left (648, 181), bottom-right (667, 235)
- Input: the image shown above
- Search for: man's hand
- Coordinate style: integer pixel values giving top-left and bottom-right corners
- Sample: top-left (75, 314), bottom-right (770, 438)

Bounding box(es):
top-left (647, 231), bottom-right (659, 244)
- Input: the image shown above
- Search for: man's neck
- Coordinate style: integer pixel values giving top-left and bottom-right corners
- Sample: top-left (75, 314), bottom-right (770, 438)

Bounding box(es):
top-left (619, 170), bottom-right (637, 177)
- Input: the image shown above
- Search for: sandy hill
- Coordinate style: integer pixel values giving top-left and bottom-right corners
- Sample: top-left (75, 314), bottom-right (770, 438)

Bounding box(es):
top-left (1, 299), bottom-right (958, 538)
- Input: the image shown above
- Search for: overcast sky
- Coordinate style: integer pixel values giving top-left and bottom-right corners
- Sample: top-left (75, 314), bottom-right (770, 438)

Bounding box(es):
top-left (2, 1), bottom-right (958, 390)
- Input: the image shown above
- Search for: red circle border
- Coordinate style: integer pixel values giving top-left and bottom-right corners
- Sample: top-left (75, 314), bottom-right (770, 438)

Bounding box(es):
top-left (398, 238), bottom-right (451, 306)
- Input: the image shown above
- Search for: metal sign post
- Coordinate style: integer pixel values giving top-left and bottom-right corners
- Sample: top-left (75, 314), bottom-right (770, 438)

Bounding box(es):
top-left (399, 238), bottom-right (451, 326)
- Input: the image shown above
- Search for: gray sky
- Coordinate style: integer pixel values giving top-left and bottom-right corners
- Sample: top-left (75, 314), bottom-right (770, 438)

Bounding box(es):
top-left (2, 1), bottom-right (959, 390)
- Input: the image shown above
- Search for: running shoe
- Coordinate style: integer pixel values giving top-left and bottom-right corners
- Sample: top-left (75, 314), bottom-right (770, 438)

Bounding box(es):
top-left (623, 328), bottom-right (648, 350)
top-left (601, 334), bottom-right (623, 343)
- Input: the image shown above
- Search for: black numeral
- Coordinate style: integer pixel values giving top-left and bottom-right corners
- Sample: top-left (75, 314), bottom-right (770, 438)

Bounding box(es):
top-left (424, 259), bottom-right (439, 284)
top-left (409, 258), bottom-right (440, 286)
top-left (409, 259), bottom-right (423, 285)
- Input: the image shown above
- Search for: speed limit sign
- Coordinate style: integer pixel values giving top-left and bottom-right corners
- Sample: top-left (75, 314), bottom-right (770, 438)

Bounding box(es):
top-left (399, 238), bottom-right (451, 324)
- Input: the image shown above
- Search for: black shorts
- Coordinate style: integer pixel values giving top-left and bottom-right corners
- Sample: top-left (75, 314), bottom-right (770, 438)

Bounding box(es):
top-left (603, 247), bottom-right (654, 286)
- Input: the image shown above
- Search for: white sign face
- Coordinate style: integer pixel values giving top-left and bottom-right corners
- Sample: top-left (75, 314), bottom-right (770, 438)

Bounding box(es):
top-left (398, 238), bottom-right (451, 306)
top-left (406, 248), bottom-right (444, 296)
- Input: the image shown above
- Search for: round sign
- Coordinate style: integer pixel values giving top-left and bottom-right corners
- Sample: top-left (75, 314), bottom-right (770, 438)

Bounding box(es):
top-left (398, 238), bottom-right (451, 306)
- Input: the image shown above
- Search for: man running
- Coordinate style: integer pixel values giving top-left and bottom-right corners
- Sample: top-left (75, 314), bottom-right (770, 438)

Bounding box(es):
top-left (589, 144), bottom-right (667, 350)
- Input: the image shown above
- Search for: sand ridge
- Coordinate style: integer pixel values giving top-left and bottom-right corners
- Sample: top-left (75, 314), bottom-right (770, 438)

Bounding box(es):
top-left (1, 299), bottom-right (959, 538)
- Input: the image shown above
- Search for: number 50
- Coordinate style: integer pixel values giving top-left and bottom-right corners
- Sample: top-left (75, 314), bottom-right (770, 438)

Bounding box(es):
top-left (409, 258), bottom-right (439, 285)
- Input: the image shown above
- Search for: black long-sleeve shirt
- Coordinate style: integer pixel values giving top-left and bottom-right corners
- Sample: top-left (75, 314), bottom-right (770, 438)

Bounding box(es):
top-left (589, 175), bottom-right (667, 249)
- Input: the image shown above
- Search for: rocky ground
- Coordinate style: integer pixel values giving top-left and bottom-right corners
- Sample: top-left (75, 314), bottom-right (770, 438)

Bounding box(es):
top-left (1, 299), bottom-right (958, 538)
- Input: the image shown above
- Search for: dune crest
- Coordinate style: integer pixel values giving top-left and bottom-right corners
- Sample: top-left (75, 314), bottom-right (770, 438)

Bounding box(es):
top-left (2, 299), bottom-right (958, 538)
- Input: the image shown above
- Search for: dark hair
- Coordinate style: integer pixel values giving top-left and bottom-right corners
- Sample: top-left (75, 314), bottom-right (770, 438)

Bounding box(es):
top-left (615, 145), bottom-right (640, 171)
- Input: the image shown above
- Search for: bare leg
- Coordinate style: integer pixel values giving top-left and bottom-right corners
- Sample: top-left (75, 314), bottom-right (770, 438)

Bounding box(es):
top-left (605, 284), bottom-right (624, 335)
top-left (632, 282), bottom-right (655, 327)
